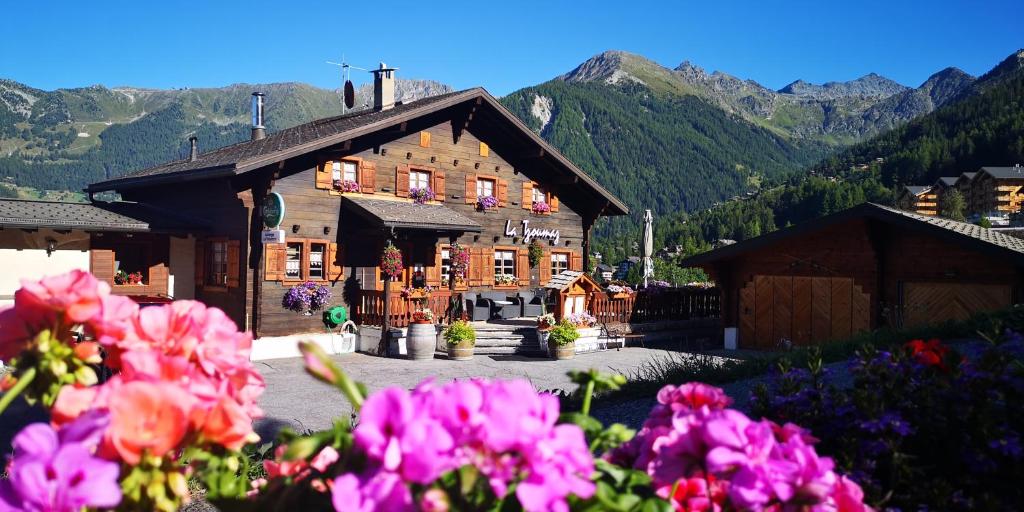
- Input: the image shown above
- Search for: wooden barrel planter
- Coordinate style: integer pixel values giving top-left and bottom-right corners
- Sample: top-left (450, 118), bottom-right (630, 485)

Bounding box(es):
top-left (548, 341), bottom-right (575, 360)
top-left (407, 322), bottom-right (437, 360)
top-left (447, 340), bottom-right (474, 361)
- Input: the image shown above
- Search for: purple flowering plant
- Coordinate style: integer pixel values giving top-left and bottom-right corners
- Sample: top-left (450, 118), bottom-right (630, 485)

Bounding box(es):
top-left (409, 186), bottom-right (434, 205)
top-left (476, 195), bottom-right (499, 211)
top-left (282, 281), bottom-right (332, 313)
top-left (752, 332), bottom-right (1024, 511)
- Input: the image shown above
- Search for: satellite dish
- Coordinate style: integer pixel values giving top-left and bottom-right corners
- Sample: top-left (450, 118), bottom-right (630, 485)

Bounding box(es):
top-left (344, 81), bottom-right (355, 109)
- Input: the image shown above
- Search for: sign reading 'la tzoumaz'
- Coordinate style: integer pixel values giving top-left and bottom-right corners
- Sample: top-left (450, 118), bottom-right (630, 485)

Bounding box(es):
top-left (504, 219), bottom-right (560, 244)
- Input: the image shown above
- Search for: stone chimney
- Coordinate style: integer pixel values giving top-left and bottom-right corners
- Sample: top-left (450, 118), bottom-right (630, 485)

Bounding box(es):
top-left (188, 136), bottom-right (198, 161)
top-left (370, 63), bottom-right (398, 111)
top-left (251, 92), bottom-right (266, 140)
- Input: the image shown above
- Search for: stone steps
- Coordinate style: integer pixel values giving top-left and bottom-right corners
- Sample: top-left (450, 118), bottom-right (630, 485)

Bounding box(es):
top-left (461, 322), bottom-right (545, 355)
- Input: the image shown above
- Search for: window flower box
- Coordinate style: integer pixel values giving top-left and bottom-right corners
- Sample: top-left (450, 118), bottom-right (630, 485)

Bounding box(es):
top-left (494, 274), bottom-right (519, 287)
top-left (531, 201), bottom-right (551, 215)
top-left (476, 195), bottom-right (498, 212)
top-left (409, 186), bottom-right (435, 205)
top-left (333, 179), bottom-right (361, 193)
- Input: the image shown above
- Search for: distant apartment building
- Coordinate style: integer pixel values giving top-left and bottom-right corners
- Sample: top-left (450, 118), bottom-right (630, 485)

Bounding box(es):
top-left (897, 185), bottom-right (938, 216)
top-left (899, 165), bottom-right (1024, 219)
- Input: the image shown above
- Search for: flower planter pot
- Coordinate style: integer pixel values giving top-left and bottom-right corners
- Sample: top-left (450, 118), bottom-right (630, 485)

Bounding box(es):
top-left (609, 293), bottom-right (631, 300)
top-left (548, 340), bottom-right (575, 360)
top-left (407, 322), bottom-right (437, 360)
top-left (447, 340), bottom-right (474, 361)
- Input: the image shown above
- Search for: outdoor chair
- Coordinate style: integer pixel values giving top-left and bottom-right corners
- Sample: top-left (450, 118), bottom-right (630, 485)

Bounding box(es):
top-left (480, 291), bottom-right (519, 319)
top-left (515, 290), bottom-right (545, 317)
top-left (464, 293), bottom-right (491, 322)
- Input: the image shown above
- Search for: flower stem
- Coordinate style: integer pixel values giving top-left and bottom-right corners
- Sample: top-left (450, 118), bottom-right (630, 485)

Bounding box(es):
top-left (0, 366), bottom-right (36, 416)
top-left (336, 372), bottom-right (364, 412)
top-left (581, 379), bottom-right (596, 416)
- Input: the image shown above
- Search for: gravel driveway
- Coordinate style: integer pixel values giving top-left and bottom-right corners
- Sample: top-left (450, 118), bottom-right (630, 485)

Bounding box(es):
top-left (254, 348), bottom-right (731, 440)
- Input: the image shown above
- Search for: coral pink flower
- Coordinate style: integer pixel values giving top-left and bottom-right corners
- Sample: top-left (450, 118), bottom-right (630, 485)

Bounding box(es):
top-left (311, 446), bottom-right (340, 473)
top-left (263, 445), bottom-right (309, 479)
top-left (14, 270), bottom-right (106, 327)
top-left (105, 381), bottom-right (191, 464)
top-left (51, 385), bottom-right (99, 426)
top-left (199, 397), bottom-right (255, 451)
top-left (73, 341), bottom-right (103, 364)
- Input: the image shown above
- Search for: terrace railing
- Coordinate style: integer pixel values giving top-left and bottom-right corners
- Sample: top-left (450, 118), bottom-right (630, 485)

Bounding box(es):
top-left (590, 287), bottom-right (720, 324)
top-left (353, 290), bottom-right (459, 328)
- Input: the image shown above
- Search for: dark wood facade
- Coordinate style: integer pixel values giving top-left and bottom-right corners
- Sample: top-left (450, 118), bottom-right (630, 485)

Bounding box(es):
top-left (683, 205), bottom-right (1024, 349)
top-left (99, 91), bottom-right (625, 337)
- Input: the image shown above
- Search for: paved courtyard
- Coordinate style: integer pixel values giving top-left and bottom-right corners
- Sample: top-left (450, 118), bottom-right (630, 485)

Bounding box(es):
top-left (254, 348), bottom-right (691, 439)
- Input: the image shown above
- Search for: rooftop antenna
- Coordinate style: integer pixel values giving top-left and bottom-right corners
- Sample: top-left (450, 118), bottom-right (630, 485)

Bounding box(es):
top-left (327, 55), bottom-right (366, 114)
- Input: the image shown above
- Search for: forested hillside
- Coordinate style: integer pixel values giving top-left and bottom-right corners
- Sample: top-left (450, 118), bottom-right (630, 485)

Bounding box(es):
top-left (599, 51), bottom-right (1024, 267)
top-left (813, 50), bottom-right (1024, 187)
top-left (500, 80), bottom-right (831, 240)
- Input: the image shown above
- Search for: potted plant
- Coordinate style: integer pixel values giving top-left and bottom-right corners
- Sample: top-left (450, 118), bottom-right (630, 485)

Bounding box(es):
top-left (333, 179), bottom-right (360, 193)
top-left (606, 283), bottom-right (634, 299)
top-left (407, 308), bottom-right (436, 361)
top-left (528, 240), bottom-right (544, 269)
top-left (536, 313), bottom-right (556, 331)
top-left (494, 274), bottom-right (519, 287)
top-left (565, 311), bottom-right (596, 328)
top-left (531, 201), bottom-right (550, 215)
top-left (547, 319), bottom-right (579, 360)
top-left (282, 281), bottom-right (332, 316)
top-left (476, 195), bottom-right (498, 212)
top-left (443, 320), bottom-right (476, 361)
top-left (114, 270), bottom-right (144, 285)
top-left (401, 284), bottom-right (435, 300)
top-left (409, 186), bottom-right (435, 205)
top-left (380, 242), bottom-right (404, 280)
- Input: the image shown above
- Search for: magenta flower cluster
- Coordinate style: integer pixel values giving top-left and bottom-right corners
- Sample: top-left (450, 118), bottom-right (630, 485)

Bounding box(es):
top-left (0, 412), bottom-right (122, 512)
top-left (409, 186), bottom-right (435, 204)
top-left (331, 378), bottom-right (595, 512)
top-left (476, 195), bottom-right (499, 210)
top-left (610, 382), bottom-right (870, 511)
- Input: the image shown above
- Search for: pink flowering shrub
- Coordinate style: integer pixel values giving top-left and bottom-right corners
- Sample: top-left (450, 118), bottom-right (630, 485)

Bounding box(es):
top-left (0, 270), bottom-right (870, 512)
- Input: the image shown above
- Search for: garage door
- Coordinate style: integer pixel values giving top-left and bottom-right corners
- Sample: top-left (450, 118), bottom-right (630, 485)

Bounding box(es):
top-left (902, 282), bottom-right (1011, 328)
top-left (739, 275), bottom-right (870, 349)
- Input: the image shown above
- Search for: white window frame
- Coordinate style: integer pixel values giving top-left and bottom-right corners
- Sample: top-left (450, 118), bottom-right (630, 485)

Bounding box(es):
top-left (532, 185), bottom-right (546, 204)
top-left (342, 160), bottom-right (358, 183)
top-left (308, 242), bottom-right (326, 280)
top-left (441, 248), bottom-right (451, 284)
top-left (494, 249), bottom-right (515, 278)
top-left (409, 170), bottom-right (430, 190)
top-left (477, 178), bottom-right (496, 198)
top-left (285, 242), bottom-right (303, 280)
top-left (550, 252), bottom-right (568, 276)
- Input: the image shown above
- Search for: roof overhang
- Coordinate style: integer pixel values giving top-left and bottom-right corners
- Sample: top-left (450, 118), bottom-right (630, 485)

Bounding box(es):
top-left (342, 196), bottom-right (482, 234)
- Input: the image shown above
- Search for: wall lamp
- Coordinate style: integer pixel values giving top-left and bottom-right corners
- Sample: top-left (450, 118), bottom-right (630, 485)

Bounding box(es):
top-left (292, 224), bottom-right (300, 233)
top-left (45, 238), bottom-right (57, 257)
top-left (323, 226), bottom-right (331, 235)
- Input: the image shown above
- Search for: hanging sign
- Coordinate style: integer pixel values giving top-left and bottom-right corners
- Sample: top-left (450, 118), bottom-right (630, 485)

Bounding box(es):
top-left (504, 219), bottom-right (560, 244)
top-left (262, 192), bottom-right (286, 228)
top-left (261, 229), bottom-right (286, 244)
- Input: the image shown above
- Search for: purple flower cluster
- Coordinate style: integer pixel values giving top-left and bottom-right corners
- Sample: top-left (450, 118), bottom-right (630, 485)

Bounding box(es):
top-left (610, 382), bottom-right (869, 511)
top-left (331, 378), bottom-right (595, 512)
top-left (409, 186), bottom-right (435, 204)
top-left (333, 179), bottom-right (361, 193)
top-left (477, 195), bottom-right (499, 210)
top-left (531, 201), bottom-right (550, 214)
top-left (0, 412), bottom-right (122, 512)
top-left (282, 281), bottom-right (332, 313)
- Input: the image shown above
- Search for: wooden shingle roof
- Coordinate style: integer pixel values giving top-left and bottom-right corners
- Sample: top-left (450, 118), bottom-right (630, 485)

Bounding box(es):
top-left (342, 196), bottom-right (482, 233)
top-left (678, 202), bottom-right (1024, 267)
top-left (86, 88), bottom-right (628, 216)
top-left (0, 199), bottom-right (207, 233)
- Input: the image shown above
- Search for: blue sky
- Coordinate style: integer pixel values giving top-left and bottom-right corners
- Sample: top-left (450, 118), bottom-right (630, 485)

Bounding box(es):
top-left (2, 0), bottom-right (1021, 95)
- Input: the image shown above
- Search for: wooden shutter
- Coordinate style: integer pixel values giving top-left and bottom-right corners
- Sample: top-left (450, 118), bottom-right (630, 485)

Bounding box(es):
top-left (316, 161), bottom-right (333, 190)
top-left (465, 174), bottom-right (478, 204)
top-left (193, 244), bottom-right (206, 287)
top-left (426, 250), bottom-right (442, 287)
top-left (395, 164), bottom-right (410, 198)
top-left (359, 160), bottom-right (376, 193)
top-left (539, 249), bottom-right (552, 284)
top-left (433, 171), bottom-right (446, 201)
top-left (327, 243), bottom-right (343, 281)
top-left (549, 194), bottom-right (560, 212)
top-left (264, 243), bottom-right (285, 281)
top-left (516, 249), bottom-right (529, 283)
top-left (522, 182), bottom-right (533, 210)
top-left (570, 252), bottom-right (583, 271)
top-left (469, 247), bottom-right (483, 286)
top-left (479, 142), bottom-right (489, 157)
top-left (496, 179), bottom-right (508, 207)
top-left (226, 240), bottom-right (241, 288)
top-left (89, 249), bottom-right (115, 285)
top-left (419, 131), bottom-right (431, 147)
top-left (482, 248), bottom-right (494, 286)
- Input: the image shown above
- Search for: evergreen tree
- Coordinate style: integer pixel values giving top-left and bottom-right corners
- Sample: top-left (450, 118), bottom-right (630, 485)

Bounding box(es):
top-left (939, 189), bottom-right (967, 221)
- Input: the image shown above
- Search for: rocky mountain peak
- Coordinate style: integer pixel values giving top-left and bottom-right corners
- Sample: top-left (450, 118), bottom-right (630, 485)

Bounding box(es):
top-left (779, 73), bottom-right (908, 99)
top-left (557, 50), bottom-right (664, 86)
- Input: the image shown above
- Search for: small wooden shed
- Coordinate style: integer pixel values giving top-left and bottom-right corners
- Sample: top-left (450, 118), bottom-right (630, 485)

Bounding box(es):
top-left (544, 270), bottom-right (603, 319)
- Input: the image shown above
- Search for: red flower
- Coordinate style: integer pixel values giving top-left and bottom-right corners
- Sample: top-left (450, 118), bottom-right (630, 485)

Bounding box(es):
top-left (905, 338), bottom-right (949, 370)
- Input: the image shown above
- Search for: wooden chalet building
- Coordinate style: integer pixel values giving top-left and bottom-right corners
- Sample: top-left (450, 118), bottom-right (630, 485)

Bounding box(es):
top-left (83, 65), bottom-right (628, 337)
top-left (678, 203), bottom-right (1024, 350)
top-left (896, 185), bottom-right (938, 216)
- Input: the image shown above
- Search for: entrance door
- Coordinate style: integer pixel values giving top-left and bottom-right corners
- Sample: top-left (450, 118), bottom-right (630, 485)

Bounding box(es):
top-left (738, 275), bottom-right (870, 349)
top-left (902, 282), bottom-right (1011, 327)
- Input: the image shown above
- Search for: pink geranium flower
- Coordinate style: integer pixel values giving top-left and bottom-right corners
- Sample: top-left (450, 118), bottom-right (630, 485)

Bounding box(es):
top-left (104, 381), bottom-right (192, 464)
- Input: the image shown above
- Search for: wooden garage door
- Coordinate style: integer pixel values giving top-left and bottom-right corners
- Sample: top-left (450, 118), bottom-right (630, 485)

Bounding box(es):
top-left (739, 275), bottom-right (870, 349)
top-left (902, 282), bottom-right (1011, 328)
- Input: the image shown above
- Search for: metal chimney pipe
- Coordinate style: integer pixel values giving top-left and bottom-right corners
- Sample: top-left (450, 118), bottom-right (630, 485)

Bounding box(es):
top-left (188, 136), bottom-right (198, 162)
top-left (251, 92), bottom-right (266, 140)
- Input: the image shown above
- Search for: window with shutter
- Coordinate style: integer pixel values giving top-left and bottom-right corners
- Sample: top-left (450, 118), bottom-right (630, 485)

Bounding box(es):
top-left (327, 243), bottom-right (343, 281)
top-left (516, 249), bottom-right (529, 283)
top-left (316, 161), bottom-right (334, 190)
top-left (226, 240), bottom-right (241, 288)
top-left (264, 243), bottom-right (285, 281)
top-left (570, 252), bottom-right (583, 271)
top-left (419, 131), bottom-right (431, 148)
top-left (479, 142), bottom-right (489, 157)
top-left (359, 160), bottom-right (376, 193)
top-left (539, 249), bottom-right (551, 284)
top-left (496, 179), bottom-right (508, 207)
top-left (521, 182), bottom-right (533, 210)
top-left (550, 194), bottom-right (560, 212)
top-left (395, 165), bottom-right (410, 198)
top-left (433, 171), bottom-right (446, 201)
top-left (465, 175), bottom-right (478, 204)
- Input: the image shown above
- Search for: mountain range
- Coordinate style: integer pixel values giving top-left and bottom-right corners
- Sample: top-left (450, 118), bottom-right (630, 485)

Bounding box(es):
top-left (0, 49), bottom-right (1019, 236)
